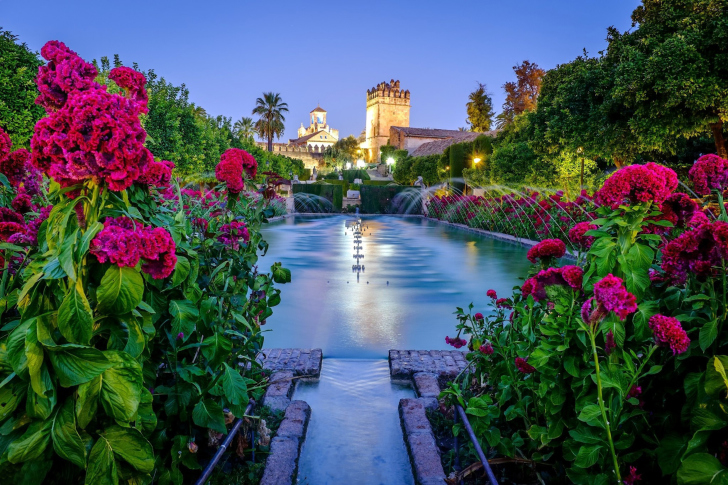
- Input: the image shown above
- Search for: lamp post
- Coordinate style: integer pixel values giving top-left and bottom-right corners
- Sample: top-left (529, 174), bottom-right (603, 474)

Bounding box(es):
top-left (386, 157), bottom-right (395, 176)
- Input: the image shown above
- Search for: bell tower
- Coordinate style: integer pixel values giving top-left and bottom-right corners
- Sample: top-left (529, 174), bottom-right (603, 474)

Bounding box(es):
top-left (362, 80), bottom-right (410, 162)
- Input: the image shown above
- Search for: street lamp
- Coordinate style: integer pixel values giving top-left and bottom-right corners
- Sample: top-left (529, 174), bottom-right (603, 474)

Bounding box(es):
top-left (473, 157), bottom-right (481, 164)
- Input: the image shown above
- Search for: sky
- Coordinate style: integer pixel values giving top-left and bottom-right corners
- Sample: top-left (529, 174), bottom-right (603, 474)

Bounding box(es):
top-left (1, 0), bottom-right (641, 142)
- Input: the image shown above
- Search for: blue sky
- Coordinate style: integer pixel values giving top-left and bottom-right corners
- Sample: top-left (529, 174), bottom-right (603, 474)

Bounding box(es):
top-left (1, 0), bottom-right (640, 141)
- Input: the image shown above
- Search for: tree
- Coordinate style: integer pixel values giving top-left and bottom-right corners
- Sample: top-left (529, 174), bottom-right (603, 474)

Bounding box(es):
top-left (323, 135), bottom-right (360, 168)
top-left (466, 82), bottom-right (495, 132)
top-left (233, 117), bottom-right (256, 142)
top-left (0, 28), bottom-right (45, 148)
top-left (496, 60), bottom-right (545, 128)
top-left (252, 92), bottom-right (288, 152)
top-left (607, 0), bottom-right (728, 158)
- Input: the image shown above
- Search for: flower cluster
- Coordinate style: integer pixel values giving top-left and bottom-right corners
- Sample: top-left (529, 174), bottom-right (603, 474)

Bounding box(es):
top-left (522, 265), bottom-right (583, 301)
top-left (515, 357), bottom-right (536, 374)
top-left (486, 289), bottom-right (497, 299)
top-left (139, 159), bottom-right (175, 186)
top-left (215, 148), bottom-right (258, 194)
top-left (0, 207), bottom-right (26, 241)
top-left (527, 238), bottom-right (566, 264)
top-left (595, 162), bottom-right (678, 209)
top-left (35, 40), bottom-right (98, 112)
top-left (569, 221), bottom-right (597, 249)
top-left (108, 66), bottom-right (149, 112)
top-left (479, 343), bottom-right (494, 355)
top-left (593, 274), bottom-right (637, 321)
top-left (445, 336), bottom-right (467, 349)
top-left (217, 221), bottom-right (250, 251)
top-left (661, 221), bottom-right (728, 283)
top-left (688, 154), bottom-right (728, 196)
top-left (90, 217), bottom-right (177, 279)
top-left (648, 315), bottom-right (690, 354)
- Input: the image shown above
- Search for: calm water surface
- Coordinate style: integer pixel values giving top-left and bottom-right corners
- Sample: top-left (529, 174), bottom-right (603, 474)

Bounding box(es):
top-left (260, 215), bottom-right (530, 485)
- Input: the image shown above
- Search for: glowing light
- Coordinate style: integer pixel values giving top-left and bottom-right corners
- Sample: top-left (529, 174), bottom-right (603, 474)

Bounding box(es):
top-left (356, 159), bottom-right (365, 168)
top-left (345, 162), bottom-right (352, 169)
top-left (386, 157), bottom-right (395, 165)
top-left (473, 158), bottom-right (481, 164)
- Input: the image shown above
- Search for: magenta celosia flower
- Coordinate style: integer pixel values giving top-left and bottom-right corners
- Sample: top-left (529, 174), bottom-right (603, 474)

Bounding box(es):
top-left (526, 265), bottom-right (584, 302)
top-left (515, 357), bottom-right (536, 374)
top-left (32, 86), bottom-right (150, 191)
top-left (192, 217), bottom-right (209, 232)
top-left (0, 149), bottom-right (32, 188)
top-left (626, 385), bottom-right (644, 407)
top-left (486, 289), bottom-right (497, 299)
top-left (479, 343), bottom-right (494, 355)
top-left (581, 297), bottom-right (594, 324)
top-left (593, 274), bottom-right (637, 321)
top-left (569, 221), bottom-right (597, 249)
top-left (138, 159), bottom-right (175, 186)
top-left (595, 162), bottom-right (678, 209)
top-left (496, 298), bottom-right (512, 309)
top-left (648, 314), bottom-right (690, 354)
top-left (0, 207), bottom-right (26, 242)
top-left (474, 312), bottom-right (484, 321)
top-left (605, 330), bottom-right (616, 355)
top-left (687, 211), bottom-right (710, 229)
top-left (138, 226), bottom-right (177, 279)
top-left (527, 239), bottom-right (566, 264)
top-left (0, 126), bottom-right (11, 160)
top-left (11, 192), bottom-right (33, 214)
top-left (108, 66), bottom-right (148, 112)
top-left (623, 466), bottom-right (642, 485)
top-left (688, 154), bottom-right (728, 196)
top-left (445, 336), bottom-right (467, 349)
top-left (35, 40), bottom-right (99, 112)
top-left (215, 149), bottom-right (258, 194)
top-left (217, 221), bottom-right (250, 250)
top-left (176, 332), bottom-right (184, 340)
top-left (521, 277), bottom-right (538, 300)
top-left (661, 221), bottom-right (728, 284)
top-left (660, 193), bottom-right (698, 229)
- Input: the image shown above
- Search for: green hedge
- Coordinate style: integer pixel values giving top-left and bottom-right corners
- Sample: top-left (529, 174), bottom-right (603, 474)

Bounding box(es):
top-left (360, 185), bottom-right (422, 214)
top-left (293, 184), bottom-right (343, 212)
top-left (316, 179), bottom-right (350, 194)
top-left (341, 169), bottom-right (370, 182)
top-left (301, 168), bottom-right (312, 181)
top-left (362, 180), bottom-right (397, 186)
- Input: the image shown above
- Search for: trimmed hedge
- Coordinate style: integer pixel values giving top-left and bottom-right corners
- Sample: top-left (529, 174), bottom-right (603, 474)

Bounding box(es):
top-left (318, 179), bottom-right (350, 194)
top-left (362, 180), bottom-right (397, 186)
top-left (293, 183), bottom-right (343, 212)
top-left (360, 185), bottom-right (422, 214)
top-left (341, 169), bottom-right (370, 182)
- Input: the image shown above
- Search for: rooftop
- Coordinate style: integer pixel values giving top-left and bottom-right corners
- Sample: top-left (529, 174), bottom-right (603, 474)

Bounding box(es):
top-left (409, 131), bottom-right (498, 157)
top-left (310, 106), bottom-right (326, 113)
top-left (390, 127), bottom-right (477, 139)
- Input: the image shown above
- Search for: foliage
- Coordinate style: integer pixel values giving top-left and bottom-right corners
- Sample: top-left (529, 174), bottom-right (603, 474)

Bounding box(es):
top-left (340, 169), bottom-right (370, 183)
top-left (496, 60), bottom-right (545, 128)
top-left (359, 185), bottom-right (421, 215)
top-left (323, 136), bottom-right (360, 169)
top-left (0, 43), bottom-right (291, 484)
top-left (252, 93), bottom-right (288, 153)
top-left (292, 183), bottom-right (342, 212)
top-left (393, 154), bottom-right (443, 186)
top-left (442, 159), bottom-right (728, 484)
top-left (466, 82), bottom-right (495, 132)
top-left (0, 29), bottom-right (45, 149)
top-left (233, 117), bottom-right (256, 144)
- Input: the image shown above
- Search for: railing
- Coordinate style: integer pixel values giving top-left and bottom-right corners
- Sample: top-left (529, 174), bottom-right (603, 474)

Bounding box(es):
top-left (453, 404), bottom-right (499, 485)
top-left (195, 399), bottom-right (256, 485)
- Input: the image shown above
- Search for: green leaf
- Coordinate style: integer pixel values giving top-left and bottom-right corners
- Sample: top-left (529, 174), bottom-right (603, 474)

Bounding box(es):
top-left (47, 346), bottom-right (113, 387)
top-left (192, 399), bottom-right (227, 434)
top-left (26, 365), bottom-right (56, 420)
top-left (122, 316), bottom-right (145, 359)
top-left (201, 333), bottom-right (233, 368)
top-left (706, 356), bottom-right (728, 398)
top-left (76, 375), bottom-right (101, 429)
top-left (101, 425), bottom-right (154, 473)
top-left (7, 319), bottom-right (33, 375)
top-left (0, 381), bottom-right (26, 421)
top-left (100, 351), bottom-right (143, 422)
top-left (96, 266), bottom-right (144, 315)
top-left (52, 398), bottom-right (86, 468)
top-left (627, 243), bottom-right (655, 270)
top-left (578, 405), bottom-right (603, 425)
top-left (170, 256), bottom-right (190, 288)
top-left (169, 300), bottom-right (199, 342)
top-left (7, 419), bottom-right (53, 463)
top-left (57, 279), bottom-right (94, 345)
top-left (59, 229), bottom-right (78, 281)
top-left (25, 322), bottom-right (45, 396)
top-left (700, 319), bottom-right (720, 352)
top-left (78, 222), bottom-right (103, 256)
top-left (221, 363), bottom-right (249, 407)
top-left (677, 453), bottom-right (728, 485)
top-left (272, 263), bottom-right (291, 283)
top-left (135, 388), bottom-right (157, 437)
top-left (85, 436), bottom-right (118, 485)
top-left (574, 444), bottom-right (602, 468)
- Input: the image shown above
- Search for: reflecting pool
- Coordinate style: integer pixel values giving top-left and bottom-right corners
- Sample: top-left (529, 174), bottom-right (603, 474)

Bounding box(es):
top-left (260, 215), bottom-right (531, 485)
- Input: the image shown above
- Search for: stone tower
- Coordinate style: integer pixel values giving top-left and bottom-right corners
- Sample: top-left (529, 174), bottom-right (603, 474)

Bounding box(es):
top-left (362, 80), bottom-right (410, 162)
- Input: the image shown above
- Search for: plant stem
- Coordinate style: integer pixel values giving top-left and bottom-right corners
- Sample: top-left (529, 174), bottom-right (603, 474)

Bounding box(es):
top-left (589, 330), bottom-right (621, 483)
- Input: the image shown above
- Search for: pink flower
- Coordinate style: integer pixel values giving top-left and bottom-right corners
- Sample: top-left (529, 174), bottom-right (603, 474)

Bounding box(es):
top-left (515, 357), bottom-right (536, 374)
top-left (626, 385), bottom-right (644, 407)
top-left (108, 66), bottom-right (148, 112)
top-left (0, 149), bottom-right (32, 188)
top-left (479, 343), bottom-right (494, 355)
top-left (215, 148), bottom-right (257, 194)
top-left (623, 466), bottom-right (641, 485)
top-left (660, 193), bottom-right (698, 229)
top-left (138, 159), bottom-right (174, 186)
top-left (495, 298), bottom-right (512, 309)
top-left (648, 315), bottom-right (690, 354)
top-left (445, 336), bottom-right (467, 349)
top-left (521, 277), bottom-right (537, 300)
top-left (661, 221), bottom-right (728, 284)
top-left (138, 226), bottom-right (177, 279)
top-left (605, 330), bottom-right (616, 355)
top-left (217, 221), bottom-right (250, 250)
top-left (11, 192), bottom-right (34, 214)
top-left (0, 126), bottom-right (11, 160)
top-left (689, 154), bottom-right (728, 196)
top-left (568, 221), bottom-right (597, 249)
top-left (176, 332), bottom-right (184, 340)
top-left (595, 162), bottom-right (678, 209)
top-left (593, 274), bottom-right (637, 321)
top-left (474, 312), bottom-right (484, 321)
top-left (527, 239), bottom-right (566, 264)
top-left (486, 289), bottom-right (497, 299)
top-left (35, 40), bottom-right (99, 112)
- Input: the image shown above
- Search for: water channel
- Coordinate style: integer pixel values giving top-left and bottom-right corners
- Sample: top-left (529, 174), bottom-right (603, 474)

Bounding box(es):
top-left (261, 215), bottom-right (531, 485)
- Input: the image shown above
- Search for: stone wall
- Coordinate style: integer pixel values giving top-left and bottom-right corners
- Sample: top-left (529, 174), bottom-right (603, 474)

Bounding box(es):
top-left (255, 142), bottom-right (325, 170)
top-left (363, 80), bottom-right (411, 163)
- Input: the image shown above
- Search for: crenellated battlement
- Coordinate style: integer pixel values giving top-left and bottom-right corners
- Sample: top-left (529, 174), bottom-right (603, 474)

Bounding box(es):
top-left (366, 79), bottom-right (410, 103)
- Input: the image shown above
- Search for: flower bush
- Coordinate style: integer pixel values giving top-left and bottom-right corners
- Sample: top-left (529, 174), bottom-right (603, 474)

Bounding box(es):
top-left (0, 41), bottom-right (291, 484)
top-left (443, 158), bottom-right (728, 485)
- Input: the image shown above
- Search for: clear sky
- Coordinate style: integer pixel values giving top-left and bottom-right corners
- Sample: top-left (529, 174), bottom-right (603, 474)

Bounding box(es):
top-left (1, 0), bottom-right (640, 142)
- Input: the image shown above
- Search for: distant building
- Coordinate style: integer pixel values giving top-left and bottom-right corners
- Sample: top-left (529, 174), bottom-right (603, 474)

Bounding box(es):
top-left (288, 106), bottom-right (339, 149)
top-left (390, 127), bottom-right (498, 157)
top-left (360, 80), bottom-right (411, 162)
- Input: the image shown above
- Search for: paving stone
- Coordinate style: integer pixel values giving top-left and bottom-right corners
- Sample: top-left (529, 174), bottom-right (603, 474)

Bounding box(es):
top-left (413, 372), bottom-right (440, 398)
top-left (389, 349), bottom-right (468, 382)
top-left (399, 398), bottom-right (446, 484)
top-left (276, 400), bottom-right (311, 441)
top-left (400, 398), bottom-right (431, 435)
top-left (262, 371), bottom-right (294, 412)
top-left (257, 348), bottom-right (322, 378)
top-left (259, 400), bottom-right (311, 485)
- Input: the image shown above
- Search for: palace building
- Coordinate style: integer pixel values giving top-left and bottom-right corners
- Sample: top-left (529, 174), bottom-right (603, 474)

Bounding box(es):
top-left (288, 106), bottom-right (339, 149)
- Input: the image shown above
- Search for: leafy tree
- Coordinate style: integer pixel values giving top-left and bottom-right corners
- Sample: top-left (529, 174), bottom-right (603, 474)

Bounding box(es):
top-left (496, 60), bottom-right (545, 128)
top-left (0, 28), bottom-right (45, 148)
top-left (465, 82), bottom-right (495, 132)
top-left (233, 116), bottom-right (256, 142)
top-left (607, 0), bottom-right (728, 158)
top-left (252, 92), bottom-right (288, 152)
top-left (323, 135), bottom-right (360, 168)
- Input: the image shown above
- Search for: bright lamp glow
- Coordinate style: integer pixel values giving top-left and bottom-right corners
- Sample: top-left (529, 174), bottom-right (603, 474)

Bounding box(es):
top-left (386, 157), bottom-right (395, 165)
top-left (356, 159), bottom-right (365, 168)
top-left (345, 162), bottom-right (352, 169)
top-left (473, 158), bottom-right (482, 164)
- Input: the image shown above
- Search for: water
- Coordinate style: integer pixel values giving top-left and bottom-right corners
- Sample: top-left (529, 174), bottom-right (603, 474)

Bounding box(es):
top-left (260, 215), bottom-right (531, 484)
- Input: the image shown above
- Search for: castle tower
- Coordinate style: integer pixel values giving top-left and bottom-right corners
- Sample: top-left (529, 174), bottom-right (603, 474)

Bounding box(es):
top-left (362, 79), bottom-right (410, 162)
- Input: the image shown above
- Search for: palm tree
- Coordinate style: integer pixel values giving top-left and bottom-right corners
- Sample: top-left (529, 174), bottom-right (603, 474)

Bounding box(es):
top-left (252, 92), bottom-right (288, 152)
top-left (233, 117), bottom-right (256, 142)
